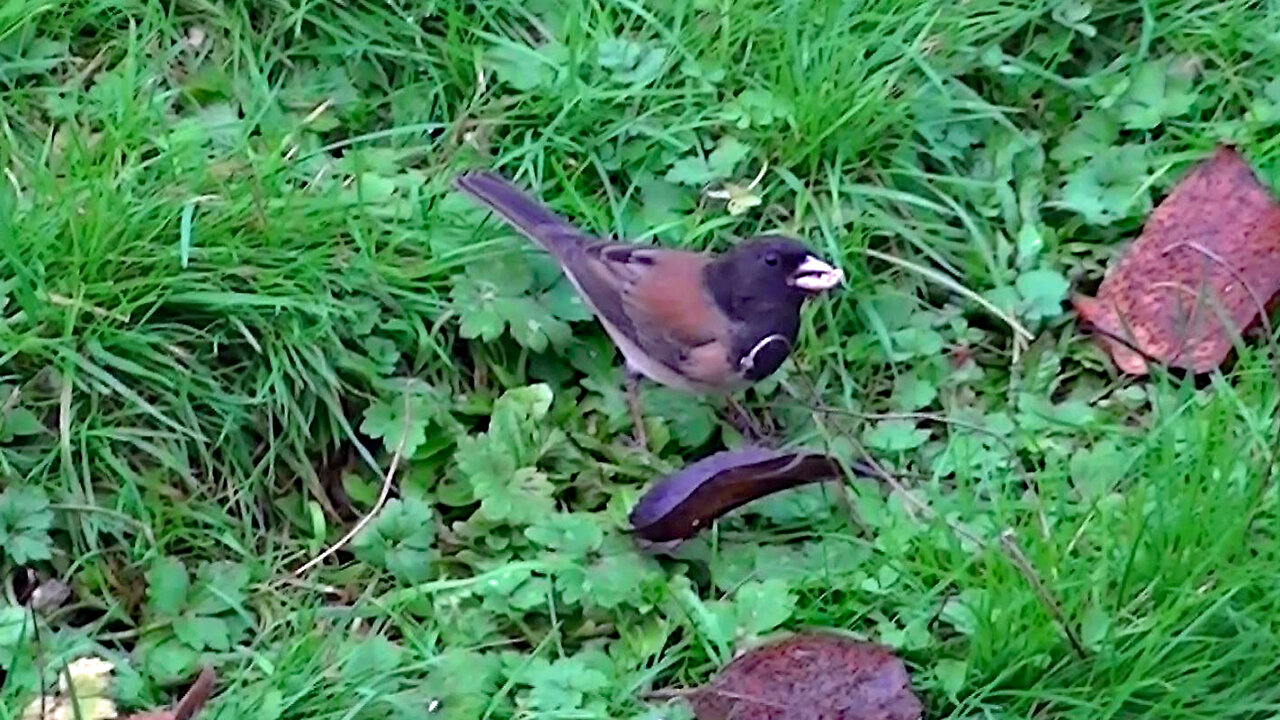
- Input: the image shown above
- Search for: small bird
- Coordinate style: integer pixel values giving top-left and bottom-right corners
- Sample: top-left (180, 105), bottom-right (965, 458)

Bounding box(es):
top-left (453, 170), bottom-right (844, 448)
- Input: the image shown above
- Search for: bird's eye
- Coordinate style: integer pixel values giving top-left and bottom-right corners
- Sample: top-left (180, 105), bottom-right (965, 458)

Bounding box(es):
top-left (764, 251), bottom-right (780, 266)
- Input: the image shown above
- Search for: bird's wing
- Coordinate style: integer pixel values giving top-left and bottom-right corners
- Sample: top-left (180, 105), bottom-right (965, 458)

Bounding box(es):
top-left (566, 244), bottom-right (737, 387)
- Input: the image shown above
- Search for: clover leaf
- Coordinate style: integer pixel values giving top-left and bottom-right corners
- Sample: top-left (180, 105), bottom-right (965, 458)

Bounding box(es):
top-left (665, 136), bottom-right (752, 186)
top-left (1115, 58), bottom-right (1198, 130)
top-left (597, 38), bottom-right (667, 85)
top-left (0, 486), bottom-right (53, 564)
top-left (354, 495), bottom-right (435, 583)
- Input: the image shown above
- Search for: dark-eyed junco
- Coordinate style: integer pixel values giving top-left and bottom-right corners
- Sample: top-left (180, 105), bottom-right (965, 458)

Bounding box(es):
top-left (454, 170), bottom-right (844, 447)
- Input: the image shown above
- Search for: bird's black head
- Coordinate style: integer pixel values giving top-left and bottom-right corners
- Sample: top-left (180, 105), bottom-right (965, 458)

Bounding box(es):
top-left (705, 235), bottom-right (844, 319)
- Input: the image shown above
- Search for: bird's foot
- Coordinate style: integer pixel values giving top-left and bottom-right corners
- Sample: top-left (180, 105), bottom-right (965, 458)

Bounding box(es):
top-left (624, 422), bottom-right (650, 453)
top-left (624, 370), bottom-right (651, 454)
top-left (725, 397), bottom-right (777, 448)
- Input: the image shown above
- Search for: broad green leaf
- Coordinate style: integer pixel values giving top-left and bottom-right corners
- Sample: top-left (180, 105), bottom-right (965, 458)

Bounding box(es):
top-left (540, 276), bottom-right (594, 322)
top-left (635, 174), bottom-right (694, 233)
top-left (473, 467), bottom-right (556, 524)
top-left (1080, 604), bottom-right (1112, 650)
top-left (0, 485), bottom-right (50, 517)
top-left (1069, 440), bottom-right (1128, 499)
top-left (451, 273), bottom-right (572, 351)
top-left (864, 419), bottom-right (930, 452)
top-left (1246, 79), bottom-right (1280, 125)
top-left (360, 392), bottom-right (434, 457)
top-left (747, 484), bottom-right (835, 525)
top-left (934, 658), bottom-right (968, 698)
top-left (888, 327), bottom-right (944, 360)
top-left (454, 434), bottom-right (518, 500)
top-left (353, 496), bottom-right (435, 583)
top-left (486, 42), bottom-right (568, 91)
top-left (1059, 144), bottom-right (1150, 225)
top-left (0, 487), bottom-right (54, 563)
top-left (733, 579), bottom-right (796, 634)
top-left (1016, 223), bottom-right (1045, 267)
top-left (680, 57), bottom-right (726, 83)
top-left (581, 552), bottom-right (659, 609)
top-left (891, 371), bottom-right (938, 411)
top-left (342, 635), bottom-right (404, 679)
top-left (0, 406), bottom-right (42, 438)
top-left (386, 544), bottom-right (434, 584)
top-left (644, 388), bottom-right (716, 447)
top-left (4, 534), bottom-right (52, 563)
top-left (597, 38), bottom-right (668, 85)
top-left (1051, 0), bottom-right (1096, 35)
top-left (189, 561), bottom-right (250, 615)
top-left (362, 336), bottom-right (400, 376)
top-left (1015, 268), bottom-right (1069, 322)
top-left (707, 137), bottom-right (751, 177)
top-left (424, 651), bottom-right (501, 720)
top-left (525, 513), bottom-right (604, 557)
top-left (141, 637), bottom-right (200, 683)
top-left (0, 606), bottom-right (27, 655)
top-left (722, 88), bottom-right (793, 129)
top-left (1052, 111), bottom-right (1117, 166)
top-left (1116, 58), bottom-right (1198, 130)
top-left (940, 593), bottom-right (981, 635)
top-left (494, 295), bottom-right (572, 352)
top-left (174, 614), bottom-right (232, 651)
top-left (517, 656), bottom-right (609, 712)
top-left (665, 137), bottom-right (751, 186)
top-left (146, 557), bottom-right (190, 617)
top-left (452, 276), bottom-right (509, 342)
top-left (1017, 393), bottom-right (1099, 430)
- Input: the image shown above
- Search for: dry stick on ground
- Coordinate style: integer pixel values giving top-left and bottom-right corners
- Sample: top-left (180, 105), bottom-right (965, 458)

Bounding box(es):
top-left (293, 392), bottom-right (413, 577)
top-left (999, 530), bottom-right (1087, 658)
top-left (789, 368), bottom-right (1089, 657)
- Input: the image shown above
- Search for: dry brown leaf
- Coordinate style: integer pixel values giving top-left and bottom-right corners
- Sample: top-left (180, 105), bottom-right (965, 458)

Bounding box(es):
top-left (1073, 145), bottom-right (1280, 374)
top-left (680, 632), bottom-right (923, 720)
top-left (628, 447), bottom-right (873, 546)
top-left (20, 657), bottom-right (117, 720)
top-left (120, 666), bottom-right (216, 720)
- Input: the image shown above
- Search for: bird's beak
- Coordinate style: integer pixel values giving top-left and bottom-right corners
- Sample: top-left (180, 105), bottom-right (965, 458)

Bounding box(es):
top-left (789, 256), bottom-right (844, 292)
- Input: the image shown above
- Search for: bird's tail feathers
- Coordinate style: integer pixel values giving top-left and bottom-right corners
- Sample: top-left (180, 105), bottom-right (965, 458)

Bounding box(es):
top-left (453, 170), bottom-right (585, 257)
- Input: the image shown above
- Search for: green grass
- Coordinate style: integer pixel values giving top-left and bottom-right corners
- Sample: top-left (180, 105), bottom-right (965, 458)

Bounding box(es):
top-left (3, 1), bottom-right (1280, 718)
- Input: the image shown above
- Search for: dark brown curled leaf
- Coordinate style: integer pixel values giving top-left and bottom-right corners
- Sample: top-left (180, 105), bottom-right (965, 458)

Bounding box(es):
top-left (681, 631), bottom-right (923, 720)
top-left (628, 446), bottom-right (872, 545)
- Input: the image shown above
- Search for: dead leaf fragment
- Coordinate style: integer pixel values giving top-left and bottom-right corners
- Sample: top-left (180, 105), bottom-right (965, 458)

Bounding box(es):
top-left (1073, 145), bottom-right (1280, 374)
top-left (682, 632), bottom-right (923, 720)
top-left (628, 447), bottom-right (877, 547)
top-left (120, 665), bottom-right (216, 720)
top-left (21, 656), bottom-right (117, 720)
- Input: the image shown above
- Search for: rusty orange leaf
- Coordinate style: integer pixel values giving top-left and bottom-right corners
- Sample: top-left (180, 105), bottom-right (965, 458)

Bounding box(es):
top-left (1073, 145), bottom-right (1280, 374)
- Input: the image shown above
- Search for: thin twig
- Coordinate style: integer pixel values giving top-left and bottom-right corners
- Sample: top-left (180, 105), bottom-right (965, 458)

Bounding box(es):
top-left (859, 246), bottom-right (1034, 343)
top-left (999, 529), bottom-right (1087, 658)
top-left (293, 393), bottom-right (412, 576)
top-left (788, 369), bottom-right (1087, 658)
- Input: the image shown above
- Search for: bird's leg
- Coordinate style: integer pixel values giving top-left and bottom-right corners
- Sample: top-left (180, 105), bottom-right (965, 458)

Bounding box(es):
top-left (625, 369), bottom-right (649, 451)
top-left (725, 396), bottom-right (774, 447)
